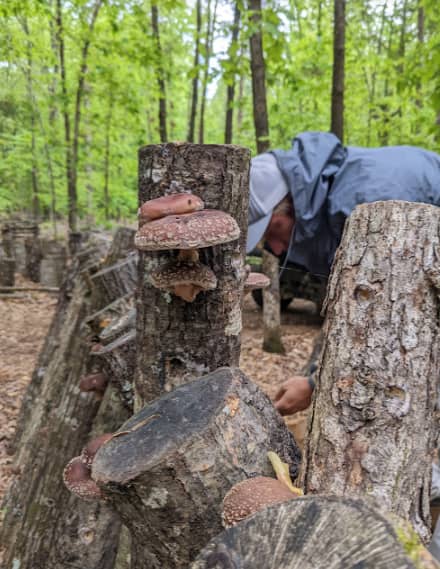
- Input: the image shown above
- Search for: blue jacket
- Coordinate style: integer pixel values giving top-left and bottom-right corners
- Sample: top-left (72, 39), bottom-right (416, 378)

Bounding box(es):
top-left (272, 132), bottom-right (440, 276)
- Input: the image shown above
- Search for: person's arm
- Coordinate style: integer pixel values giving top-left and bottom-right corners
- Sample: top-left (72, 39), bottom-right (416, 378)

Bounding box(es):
top-left (273, 364), bottom-right (316, 416)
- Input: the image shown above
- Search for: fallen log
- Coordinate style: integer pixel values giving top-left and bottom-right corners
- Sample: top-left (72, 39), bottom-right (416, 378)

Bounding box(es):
top-left (92, 367), bottom-right (301, 568)
top-left (0, 286), bottom-right (60, 293)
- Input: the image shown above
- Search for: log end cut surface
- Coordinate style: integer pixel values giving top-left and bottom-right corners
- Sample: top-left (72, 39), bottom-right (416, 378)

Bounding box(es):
top-left (192, 496), bottom-right (420, 569)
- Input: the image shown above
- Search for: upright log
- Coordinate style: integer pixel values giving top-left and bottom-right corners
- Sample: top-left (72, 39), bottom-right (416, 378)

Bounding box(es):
top-left (192, 496), bottom-right (438, 569)
top-left (302, 201), bottom-right (440, 542)
top-left (92, 367), bottom-right (301, 568)
top-left (40, 239), bottom-right (67, 287)
top-left (262, 249), bottom-right (285, 354)
top-left (135, 142), bottom-right (250, 406)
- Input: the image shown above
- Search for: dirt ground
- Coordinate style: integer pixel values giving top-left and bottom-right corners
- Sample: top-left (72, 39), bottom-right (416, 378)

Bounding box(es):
top-left (0, 280), bottom-right (322, 503)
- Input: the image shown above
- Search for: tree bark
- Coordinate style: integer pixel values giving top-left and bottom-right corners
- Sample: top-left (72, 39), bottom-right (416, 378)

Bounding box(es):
top-left (224, 3), bottom-right (241, 144)
top-left (0, 257), bottom-right (15, 287)
top-left (262, 249), bottom-right (285, 354)
top-left (151, 2), bottom-right (167, 142)
top-left (135, 142), bottom-right (250, 407)
top-left (92, 367), bottom-right (301, 568)
top-left (192, 496), bottom-right (437, 568)
top-left (248, 0), bottom-right (270, 154)
top-left (302, 201), bottom-right (440, 543)
top-left (198, 0), bottom-right (217, 144)
top-left (330, 0), bottom-right (345, 142)
top-left (0, 237), bottom-right (137, 568)
top-left (187, 0), bottom-right (201, 143)
top-left (39, 239), bottom-right (67, 287)
top-left (89, 252), bottom-right (138, 310)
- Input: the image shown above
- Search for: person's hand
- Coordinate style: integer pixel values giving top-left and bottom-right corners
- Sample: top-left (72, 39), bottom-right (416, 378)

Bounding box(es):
top-left (273, 376), bottom-right (313, 416)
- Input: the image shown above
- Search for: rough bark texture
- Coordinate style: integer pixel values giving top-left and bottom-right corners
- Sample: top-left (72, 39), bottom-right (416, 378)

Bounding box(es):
top-left (331, 0), bottom-right (346, 142)
top-left (90, 252), bottom-right (138, 311)
top-left (40, 239), bottom-right (67, 287)
top-left (104, 227), bottom-right (135, 267)
top-left (24, 236), bottom-right (42, 282)
top-left (92, 367), bottom-right (301, 568)
top-left (136, 142), bottom-right (250, 407)
top-left (85, 294), bottom-right (134, 338)
top-left (0, 236), bottom-right (137, 569)
top-left (1, 220), bottom-right (39, 274)
top-left (302, 201), bottom-right (440, 543)
top-left (262, 249), bottom-right (285, 354)
top-left (0, 256), bottom-right (15, 287)
top-left (192, 496), bottom-right (438, 569)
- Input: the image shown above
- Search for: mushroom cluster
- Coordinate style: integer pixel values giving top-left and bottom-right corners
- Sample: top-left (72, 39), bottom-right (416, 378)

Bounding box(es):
top-left (221, 451), bottom-right (303, 527)
top-left (135, 193), bottom-right (240, 302)
top-left (63, 432), bottom-right (113, 501)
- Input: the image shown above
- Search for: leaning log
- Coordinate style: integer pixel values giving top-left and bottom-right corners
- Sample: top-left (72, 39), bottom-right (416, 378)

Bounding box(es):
top-left (192, 496), bottom-right (439, 569)
top-left (92, 367), bottom-right (301, 568)
top-left (302, 201), bottom-right (440, 542)
top-left (135, 142), bottom-right (250, 406)
top-left (90, 252), bottom-right (138, 310)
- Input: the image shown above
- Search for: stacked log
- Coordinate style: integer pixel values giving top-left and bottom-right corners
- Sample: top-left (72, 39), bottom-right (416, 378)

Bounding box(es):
top-left (1, 219), bottom-right (39, 274)
top-left (40, 239), bottom-right (67, 287)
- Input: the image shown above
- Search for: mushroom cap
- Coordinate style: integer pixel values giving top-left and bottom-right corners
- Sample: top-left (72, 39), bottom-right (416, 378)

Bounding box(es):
top-left (134, 210), bottom-right (240, 251)
top-left (63, 456), bottom-right (105, 501)
top-left (79, 372), bottom-right (108, 393)
top-left (222, 476), bottom-right (296, 528)
top-left (138, 193), bottom-right (204, 223)
top-left (244, 272), bottom-right (270, 292)
top-left (150, 261), bottom-right (217, 291)
top-left (81, 433), bottom-right (114, 467)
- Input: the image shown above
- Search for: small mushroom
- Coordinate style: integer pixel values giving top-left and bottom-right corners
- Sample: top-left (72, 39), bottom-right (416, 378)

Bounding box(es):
top-left (244, 272), bottom-right (270, 294)
top-left (63, 456), bottom-right (105, 501)
top-left (81, 433), bottom-right (114, 467)
top-left (150, 260), bottom-right (217, 302)
top-left (79, 372), bottom-right (108, 399)
top-left (134, 209), bottom-right (240, 262)
top-left (138, 193), bottom-right (204, 225)
top-left (222, 476), bottom-right (297, 528)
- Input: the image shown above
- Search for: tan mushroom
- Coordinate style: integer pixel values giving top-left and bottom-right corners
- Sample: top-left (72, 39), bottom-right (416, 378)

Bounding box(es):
top-left (150, 260), bottom-right (217, 302)
top-left (222, 451), bottom-right (303, 527)
top-left (134, 209), bottom-right (240, 262)
top-left (244, 272), bottom-right (270, 294)
top-left (138, 193), bottom-right (204, 226)
top-left (63, 457), bottom-right (105, 501)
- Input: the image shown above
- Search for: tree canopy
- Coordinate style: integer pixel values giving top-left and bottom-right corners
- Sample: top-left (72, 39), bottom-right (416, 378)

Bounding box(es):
top-left (0, 0), bottom-right (438, 228)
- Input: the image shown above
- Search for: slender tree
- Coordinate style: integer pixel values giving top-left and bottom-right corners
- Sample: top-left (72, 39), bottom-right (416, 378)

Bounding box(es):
top-left (330, 0), bottom-right (345, 142)
top-left (187, 0), bottom-right (201, 142)
top-left (103, 93), bottom-right (114, 221)
top-left (224, 2), bottom-right (241, 144)
top-left (151, 2), bottom-right (168, 142)
top-left (198, 0), bottom-right (218, 144)
top-left (248, 0), bottom-right (270, 154)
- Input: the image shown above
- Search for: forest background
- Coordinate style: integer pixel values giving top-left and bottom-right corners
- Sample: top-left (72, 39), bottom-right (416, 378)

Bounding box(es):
top-left (0, 0), bottom-right (439, 235)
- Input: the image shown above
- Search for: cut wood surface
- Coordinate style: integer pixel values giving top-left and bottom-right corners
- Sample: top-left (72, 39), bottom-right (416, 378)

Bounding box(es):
top-left (192, 496), bottom-right (438, 569)
top-left (92, 367), bottom-right (301, 568)
top-left (302, 201), bottom-right (440, 542)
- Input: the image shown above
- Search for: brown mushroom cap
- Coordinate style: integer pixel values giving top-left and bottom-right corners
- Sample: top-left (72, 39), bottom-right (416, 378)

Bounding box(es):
top-left (150, 261), bottom-right (217, 302)
top-left (79, 372), bottom-right (108, 394)
top-left (244, 272), bottom-right (270, 292)
top-left (81, 433), bottom-right (114, 467)
top-left (138, 193), bottom-right (204, 224)
top-left (63, 456), bottom-right (105, 501)
top-left (222, 476), bottom-right (297, 528)
top-left (134, 210), bottom-right (240, 251)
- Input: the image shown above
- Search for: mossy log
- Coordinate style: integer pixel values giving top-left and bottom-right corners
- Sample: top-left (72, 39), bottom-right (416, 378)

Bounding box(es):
top-left (92, 367), bottom-right (301, 568)
top-left (302, 201), bottom-right (440, 543)
top-left (192, 496), bottom-right (439, 569)
top-left (135, 142), bottom-right (250, 407)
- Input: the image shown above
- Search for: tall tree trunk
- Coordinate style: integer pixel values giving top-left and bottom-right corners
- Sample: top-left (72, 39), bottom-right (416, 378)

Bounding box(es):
top-left (20, 17), bottom-right (40, 220)
top-left (198, 0), bottom-right (218, 144)
top-left (302, 201), bottom-right (440, 543)
top-left (103, 93), bottom-right (114, 221)
top-left (187, 0), bottom-right (201, 142)
top-left (151, 2), bottom-right (167, 142)
top-left (55, 0), bottom-right (103, 234)
top-left (224, 2), bottom-right (241, 144)
top-left (262, 249), bottom-right (285, 354)
top-left (330, 0), bottom-right (345, 142)
top-left (248, 0), bottom-right (270, 154)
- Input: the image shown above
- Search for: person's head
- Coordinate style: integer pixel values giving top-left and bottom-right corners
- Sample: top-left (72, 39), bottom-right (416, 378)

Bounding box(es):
top-left (247, 153), bottom-right (295, 256)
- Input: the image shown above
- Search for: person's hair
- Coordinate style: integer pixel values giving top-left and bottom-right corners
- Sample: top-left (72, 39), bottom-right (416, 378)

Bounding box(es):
top-left (273, 194), bottom-right (294, 218)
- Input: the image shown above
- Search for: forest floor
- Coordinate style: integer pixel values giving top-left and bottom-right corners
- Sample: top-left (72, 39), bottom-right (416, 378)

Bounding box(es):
top-left (0, 278), bottom-right (322, 503)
